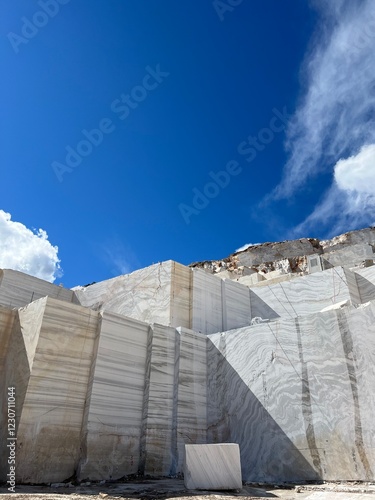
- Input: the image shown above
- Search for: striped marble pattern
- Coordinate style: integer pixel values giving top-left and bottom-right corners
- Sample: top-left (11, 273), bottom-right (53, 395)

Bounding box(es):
top-left (0, 268), bottom-right (75, 309)
top-left (176, 328), bottom-right (208, 472)
top-left (0, 305), bottom-right (15, 377)
top-left (170, 261), bottom-right (192, 329)
top-left (18, 298), bottom-right (46, 370)
top-left (15, 298), bottom-right (99, 484)
top-left (250, 267), bottom-right (355, 320)
top-left (207, 302), bottom-right (375, 482)
top-left (184, 443), bottom-right (242, 490)
top-left (323, 243), bottom-right (374, 268)
top-left (0, 306), bottom-right (16, 478)
top-left (222, 279), bottom-right (251, 331)
top-left (143, 324), bottom-right (179, 476)
top-left (73, 261), bottom-right (375, 335)
top-left (2, 263), bottom-right (375, 484)
top-left (79, 312), bottom-right (149, 480)
top-left (192, 269), bottom-right (223, 334)
top-left (207, 320), bottom-right (318, 483)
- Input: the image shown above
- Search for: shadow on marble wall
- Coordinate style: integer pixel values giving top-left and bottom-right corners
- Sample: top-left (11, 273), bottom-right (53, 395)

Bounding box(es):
top-left (249, 289), bottom-right (280, 321)
top-left (207, 341), bottom-right (320, 483)
top-left (355, 274), bottom-right (375, 303)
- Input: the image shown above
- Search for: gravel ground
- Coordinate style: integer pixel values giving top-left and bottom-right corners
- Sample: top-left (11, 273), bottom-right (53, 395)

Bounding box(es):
top-left (1, 479), bottom-right (375, 500)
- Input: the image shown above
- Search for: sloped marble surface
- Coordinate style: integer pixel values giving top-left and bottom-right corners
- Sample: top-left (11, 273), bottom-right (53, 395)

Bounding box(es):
top-left (15, 298), bottom-right (99, 484)
top-left (74, 261), bottom-right (173, 326)
top-left (354, 266), bottom-right (375, 303)
top-left (79, 313), bottom-right (149, 480)
top-left (0, 268), bottom-right (75, 309)
top-left (18, 298), bottom-right (46, 370)
top-left (184, 443), bottom-right (242, 490)
top-left (342, 269), bottom-right (362, 305)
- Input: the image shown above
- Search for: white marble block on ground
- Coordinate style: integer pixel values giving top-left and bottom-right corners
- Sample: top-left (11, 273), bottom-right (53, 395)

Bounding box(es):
top-left (184, 443), bottom-right (242, 490)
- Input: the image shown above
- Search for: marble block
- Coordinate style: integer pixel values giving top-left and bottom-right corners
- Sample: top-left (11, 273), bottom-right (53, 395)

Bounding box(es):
top-left (143, 324), bottom-right (179, 476)
top-left (184, 443), bottom-right (242, 490)
top-left (0, 306), bottom-right (17, 481)
top-left (207, 319), bottom-right (319, 483)
top-left (238, 273), bottom-right (266, 286)
top-left (74, 261), bottom-right (173, 326)
top-left (0, 268), bottom-right (75, 309)
top-left (176, 328), bottom-right (208, 472)
top-left (170, 261), bottom-right (192, 329)
top-left (221, 279), bottom-right (251, 331)
top-left (192, 269), bottom-right (223, 334)
top-left (207, 302), bottom-right (375, 482)
top-left (15, 298), bottom-right (99, 484)
top-left (250, 267), bottom-right (356, 320)
top-left (79, 312), bottom-right (149, 480)
top-left (323, 243), bottom-right (374, 269)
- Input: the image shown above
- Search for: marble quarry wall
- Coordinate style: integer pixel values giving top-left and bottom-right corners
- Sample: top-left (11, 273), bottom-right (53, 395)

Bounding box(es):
top-left (207, 301), bottom-right (375, 482)
top-left (0, 295), bottom-right (207, 484)
top-left (73, 262), bottom-right (375, 335)
top-left (1, 229), bottom-right (375, 485)
top-left (0, 269), bottom-right (76, 309)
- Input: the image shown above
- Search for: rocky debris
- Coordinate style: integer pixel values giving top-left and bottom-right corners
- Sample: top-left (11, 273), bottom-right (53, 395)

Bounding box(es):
top-left (190, 227), bottom-right (375, 282)
top-left (2, 479), bottom-right (375, 500)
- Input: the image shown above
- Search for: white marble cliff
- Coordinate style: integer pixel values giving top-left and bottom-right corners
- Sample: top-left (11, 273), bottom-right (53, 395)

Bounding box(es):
top-left (0, 227), bottom-right (375, 484)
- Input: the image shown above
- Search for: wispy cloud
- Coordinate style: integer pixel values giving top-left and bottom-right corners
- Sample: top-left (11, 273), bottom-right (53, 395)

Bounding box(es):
top-left (0, 210), bottom-right (61, 282)
top-left (99, 237), bottom-right (139, 277)
top-left (292, 144), bottom-right (375, 236)
top-left (266, 0), bottom-right (375, 236)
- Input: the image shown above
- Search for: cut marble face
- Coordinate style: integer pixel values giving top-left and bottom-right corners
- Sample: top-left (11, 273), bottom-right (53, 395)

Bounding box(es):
top-left (184, 443), bottom-right (242, 490)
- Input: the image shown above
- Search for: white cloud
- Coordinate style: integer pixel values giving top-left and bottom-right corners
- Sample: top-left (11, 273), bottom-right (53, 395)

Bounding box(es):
top-left (0, 210), bottom-right (61, 282)
top-left (265, 0), bottom-right (375, 235)
top-left (99, 237), bottom-right (139, 277)
top-left (335, 143), bottom-right (375, 195)
top-left (291, 144), bottom-right (375, 236)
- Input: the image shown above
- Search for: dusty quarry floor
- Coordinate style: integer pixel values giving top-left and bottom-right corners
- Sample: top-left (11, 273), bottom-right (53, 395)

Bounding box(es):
top-left (1, 478), bottom-right (375, 500)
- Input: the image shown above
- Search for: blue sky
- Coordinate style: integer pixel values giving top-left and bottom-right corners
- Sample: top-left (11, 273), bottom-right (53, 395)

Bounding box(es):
top-left (1, 0), bottom-right (375, 287)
